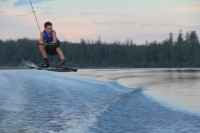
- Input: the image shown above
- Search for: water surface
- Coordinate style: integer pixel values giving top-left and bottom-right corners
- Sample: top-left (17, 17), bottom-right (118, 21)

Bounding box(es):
top-left (0, 69), bottom-right (199, 133)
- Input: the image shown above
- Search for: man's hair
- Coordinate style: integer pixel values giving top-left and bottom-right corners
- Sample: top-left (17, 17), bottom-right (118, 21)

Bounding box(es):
top-left (44, 22), bottom-right (52, 28)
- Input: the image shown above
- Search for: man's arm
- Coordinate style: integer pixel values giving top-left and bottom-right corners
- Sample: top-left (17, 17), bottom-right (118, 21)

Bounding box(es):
top-left (39, 32), bottom-right (44, 44)
top-left (51, 31), bottom-right (57, 44)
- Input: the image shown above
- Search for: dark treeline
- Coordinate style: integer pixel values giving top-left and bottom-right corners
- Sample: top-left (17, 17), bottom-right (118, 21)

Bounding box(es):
top-left (0, 30), bottom-right (199, 68)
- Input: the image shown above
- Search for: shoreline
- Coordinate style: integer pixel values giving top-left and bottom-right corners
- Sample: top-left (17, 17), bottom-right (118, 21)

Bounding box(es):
top-left (1, 67), bottom-right (200, 71)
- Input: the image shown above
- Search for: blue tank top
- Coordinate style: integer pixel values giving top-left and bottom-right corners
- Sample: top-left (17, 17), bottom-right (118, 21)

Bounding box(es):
top-left (43, 30), bottom-right (60, 44)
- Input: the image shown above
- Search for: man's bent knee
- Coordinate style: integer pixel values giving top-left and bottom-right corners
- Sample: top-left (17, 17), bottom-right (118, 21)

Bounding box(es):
top-left (39, 44), bottom-right (45, 49)
top-left (56, 47), bottom-right (61, 50)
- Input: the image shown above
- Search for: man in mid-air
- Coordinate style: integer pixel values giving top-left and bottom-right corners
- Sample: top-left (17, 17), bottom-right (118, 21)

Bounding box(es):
top-left (38, 21), bottom-right (67, 68)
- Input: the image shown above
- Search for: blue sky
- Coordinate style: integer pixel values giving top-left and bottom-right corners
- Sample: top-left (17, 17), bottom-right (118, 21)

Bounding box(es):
top-left (0, 0), bottom-right (199, 44)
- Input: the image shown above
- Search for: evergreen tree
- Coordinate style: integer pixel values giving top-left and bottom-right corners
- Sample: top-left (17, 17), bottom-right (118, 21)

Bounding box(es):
top-left (177, 30), bottom-right (183, 45)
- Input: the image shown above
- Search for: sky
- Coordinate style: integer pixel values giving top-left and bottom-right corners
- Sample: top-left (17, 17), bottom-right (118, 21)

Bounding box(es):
top-left (0, 0), bottom-right (200, 44)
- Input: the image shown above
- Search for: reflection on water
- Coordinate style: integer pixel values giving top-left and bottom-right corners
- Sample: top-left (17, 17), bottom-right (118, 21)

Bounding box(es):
top-left (142, 70), bottom-right (200, 115)
top-left (67, 68), bottom-right (200, 115)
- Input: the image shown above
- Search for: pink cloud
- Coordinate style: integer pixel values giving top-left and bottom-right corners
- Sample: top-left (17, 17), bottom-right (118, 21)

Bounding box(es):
top-left (78, 11), bottom-right (131, 17)
top-left (164, 7), bottom-right (200, 13)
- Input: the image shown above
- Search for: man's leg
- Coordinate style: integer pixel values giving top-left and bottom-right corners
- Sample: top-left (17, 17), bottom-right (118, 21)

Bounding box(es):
top-left (39, 44), bottom-right (48, 59)
top-left (56, 47), bottom-right (65, 60)
top-left (38, 44), bottom-right (50, 68)
top-left (56, 47), bottom-right (68, 68)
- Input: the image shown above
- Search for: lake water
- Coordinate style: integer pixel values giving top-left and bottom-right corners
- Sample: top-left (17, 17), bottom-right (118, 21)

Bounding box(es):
top-left (0, 69), bottom-right (200, 133)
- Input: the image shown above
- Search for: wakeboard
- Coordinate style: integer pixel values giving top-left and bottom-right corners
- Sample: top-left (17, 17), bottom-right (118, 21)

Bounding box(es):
top-left (27, 62), bottom-right (77, 72)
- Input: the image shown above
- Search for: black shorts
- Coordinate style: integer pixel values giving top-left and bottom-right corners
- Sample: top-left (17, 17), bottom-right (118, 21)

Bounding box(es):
top-left (45, 43), bottom-right (60, 55)
top-left (39, 43), bottom-right (60, 55)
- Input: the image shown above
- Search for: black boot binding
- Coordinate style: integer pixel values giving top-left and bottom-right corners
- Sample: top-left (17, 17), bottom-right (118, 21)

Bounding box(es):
top-left (57, 59), bottom-right (68, 68)
top-left (38, 58), bottom-right (50, 68)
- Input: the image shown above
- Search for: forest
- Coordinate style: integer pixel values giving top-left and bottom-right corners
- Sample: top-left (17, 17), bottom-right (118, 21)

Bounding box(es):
top-left (0, 31), bottom-right (199, 68)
